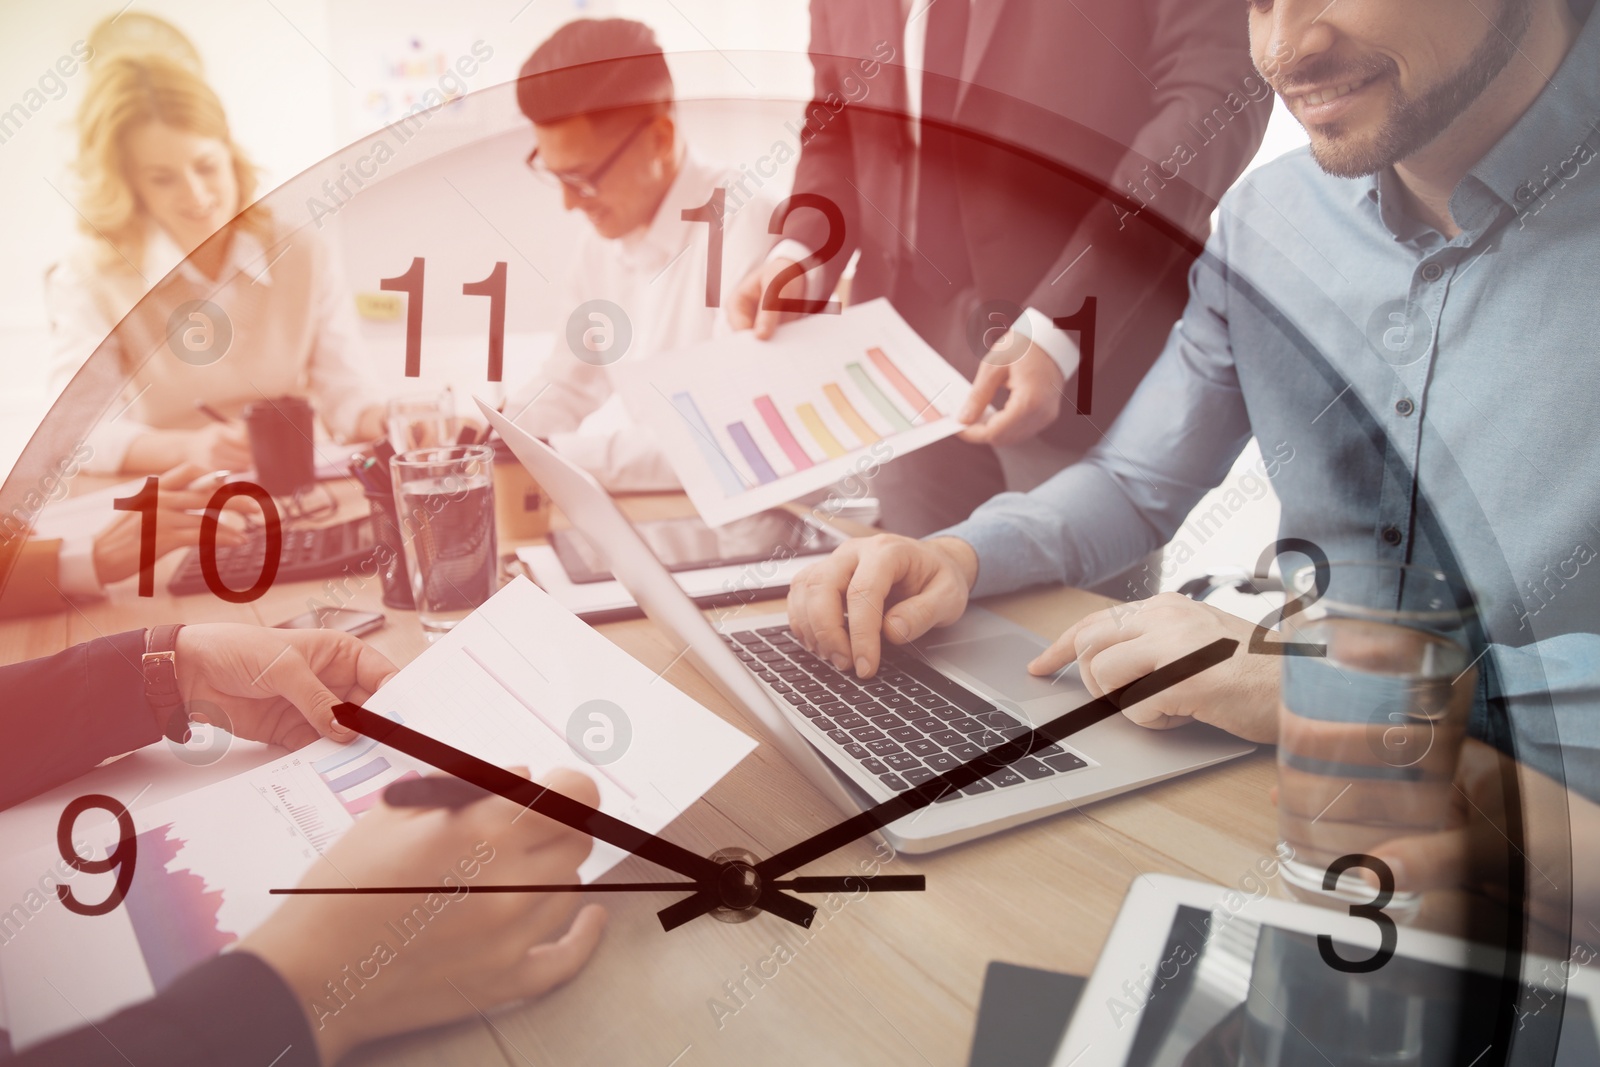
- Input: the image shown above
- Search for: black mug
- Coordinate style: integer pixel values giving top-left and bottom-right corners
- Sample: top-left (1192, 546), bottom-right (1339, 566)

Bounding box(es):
top-left (243, 396), bottom-right (315, 496)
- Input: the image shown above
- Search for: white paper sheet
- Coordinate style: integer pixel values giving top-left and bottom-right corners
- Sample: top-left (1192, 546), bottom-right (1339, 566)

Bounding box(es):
top-left (0, 577), bottom-right (754, 1048)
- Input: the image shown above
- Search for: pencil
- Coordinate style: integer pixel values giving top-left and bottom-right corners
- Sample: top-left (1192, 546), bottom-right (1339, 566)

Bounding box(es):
top-left (194, 401), bottom-right (232, 424)
top-left (382, 776), bottom-right (495, 810)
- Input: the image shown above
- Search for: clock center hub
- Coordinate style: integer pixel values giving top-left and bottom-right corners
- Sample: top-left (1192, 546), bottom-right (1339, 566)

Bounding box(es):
top-left (708, 847), bottom-right (763, 923)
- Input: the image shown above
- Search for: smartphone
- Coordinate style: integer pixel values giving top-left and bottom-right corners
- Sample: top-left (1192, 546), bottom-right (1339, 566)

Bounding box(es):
top-left (274, 606), bottom-right (386, 636)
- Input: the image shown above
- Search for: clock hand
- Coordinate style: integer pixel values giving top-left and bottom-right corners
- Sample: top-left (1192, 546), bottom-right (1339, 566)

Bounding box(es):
top-left (274, 882), bottom-right (707, 895)
top-left (332, 702), bottom-right (725, 887)
top-left (658, 889), bottom-right (722, 932)
top-left (656, 639), bottom-right (1238, 929)
top-left (271, 876), bottom-right (923, 896)
top-left (774, 875), bottom-right (924, 893)
top-left (655, 873), bottom-right (926, 932)
top-left (335, 702), bottom-right (830, 929)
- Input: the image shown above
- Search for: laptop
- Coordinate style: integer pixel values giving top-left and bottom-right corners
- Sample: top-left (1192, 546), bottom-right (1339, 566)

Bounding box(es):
top-left (481, 401), bottom-right (1255, 853)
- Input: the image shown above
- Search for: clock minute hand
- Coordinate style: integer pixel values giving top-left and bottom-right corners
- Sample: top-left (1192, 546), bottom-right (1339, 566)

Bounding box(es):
top-left (656, 640), bottom-right (1238, 929)
top-left (749, 638), bottom-right (1237, 884)
top-left (332, 702), bottom-right (724, 886)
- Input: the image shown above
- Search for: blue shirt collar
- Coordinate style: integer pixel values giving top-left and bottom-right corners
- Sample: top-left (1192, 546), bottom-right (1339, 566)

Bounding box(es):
top-left (1465, 0), bottom-right (1600, 223)
top-left (1358, 0), bottom-right (1600, 238)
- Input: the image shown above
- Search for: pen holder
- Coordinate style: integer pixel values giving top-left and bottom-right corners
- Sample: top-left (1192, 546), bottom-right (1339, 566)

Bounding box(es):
top-left (362, 485), bottom-right (414, 610)
top-left (352, 454), bottom-right (412, 614)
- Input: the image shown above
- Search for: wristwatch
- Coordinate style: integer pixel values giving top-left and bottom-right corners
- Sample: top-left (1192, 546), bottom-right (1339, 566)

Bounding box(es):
top-left (143, 623), bottom-right (189, 743)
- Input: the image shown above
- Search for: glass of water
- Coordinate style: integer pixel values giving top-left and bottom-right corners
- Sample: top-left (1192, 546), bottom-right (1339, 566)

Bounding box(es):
top-left (390, 444), bottom-right (498, 636)
top-left (1275, 560), bottom-right (1477, 918)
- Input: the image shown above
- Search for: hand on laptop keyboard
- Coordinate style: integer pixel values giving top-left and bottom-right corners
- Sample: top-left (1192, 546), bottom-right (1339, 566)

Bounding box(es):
top-left (786, 534), bottom-right (980, 678)
top-left (726, 626), bottom-right (1087, 802)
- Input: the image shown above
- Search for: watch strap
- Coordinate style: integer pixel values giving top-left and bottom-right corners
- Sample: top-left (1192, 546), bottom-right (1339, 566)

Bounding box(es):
top-left (143, 623), bottom-right (189, 742)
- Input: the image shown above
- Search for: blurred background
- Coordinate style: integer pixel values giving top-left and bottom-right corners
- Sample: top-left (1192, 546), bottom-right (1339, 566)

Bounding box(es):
top-left (0, 0), bottom-right (1312, 592)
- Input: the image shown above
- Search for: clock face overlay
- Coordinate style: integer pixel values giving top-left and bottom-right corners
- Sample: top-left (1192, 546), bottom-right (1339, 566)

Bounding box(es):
top-left (0, 26), bottom-right (1586, 1067)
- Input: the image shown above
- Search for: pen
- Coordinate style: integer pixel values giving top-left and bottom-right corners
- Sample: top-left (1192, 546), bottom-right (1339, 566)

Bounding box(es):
top-left (348, 454), bottom-right (391, 497)
top-left (194, 400), bottom-right (232, 424)
top-left (382, 776), bottom-right (497, 810)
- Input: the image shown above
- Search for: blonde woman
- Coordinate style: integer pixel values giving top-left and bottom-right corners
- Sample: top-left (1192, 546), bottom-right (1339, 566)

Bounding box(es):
top-left (47, 51), bottom-right (384, 474)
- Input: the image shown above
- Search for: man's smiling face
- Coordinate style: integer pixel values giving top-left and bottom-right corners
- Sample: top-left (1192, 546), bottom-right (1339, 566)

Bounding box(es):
top-left (1250, 0), bottom-right (1534, 177)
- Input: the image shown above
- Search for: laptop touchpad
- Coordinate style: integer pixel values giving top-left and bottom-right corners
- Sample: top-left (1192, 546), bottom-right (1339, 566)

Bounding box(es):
top-left (925, 634), bottom-right (1077, 703)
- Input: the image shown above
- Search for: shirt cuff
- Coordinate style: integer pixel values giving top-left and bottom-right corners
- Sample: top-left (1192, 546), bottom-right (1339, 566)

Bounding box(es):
top-left (927, 483), bottom-right (1091, 601)
top-left (926, 517), bottom-right (1014, 599)
top-left (56, 533), bottom-right (104, 598)
top-left (1019, 306), bottom-right (1081, 381)
top-left (934, 515), bottom-right (1030, 601)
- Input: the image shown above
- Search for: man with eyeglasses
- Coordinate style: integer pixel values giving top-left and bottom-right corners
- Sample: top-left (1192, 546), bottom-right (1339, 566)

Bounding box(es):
top-left (506, 18), bottom-right (780, 491)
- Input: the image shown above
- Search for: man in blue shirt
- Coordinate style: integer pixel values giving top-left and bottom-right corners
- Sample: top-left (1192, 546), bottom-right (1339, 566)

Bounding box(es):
top-left (788, 0), bottom-right (1600, 801)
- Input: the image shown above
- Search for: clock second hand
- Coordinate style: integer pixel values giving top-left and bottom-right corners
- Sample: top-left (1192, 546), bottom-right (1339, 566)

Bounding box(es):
top-left (270, 876), bottom-right (926, 896)
top-left (657, 638), bottom-right (1240, 930)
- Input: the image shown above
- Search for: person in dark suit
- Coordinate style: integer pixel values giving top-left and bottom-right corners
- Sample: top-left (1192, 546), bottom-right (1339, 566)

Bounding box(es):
top-left (730, 0), bottom-right (1271, 536)
top-left (1, 624), bottom-right (604, 1066)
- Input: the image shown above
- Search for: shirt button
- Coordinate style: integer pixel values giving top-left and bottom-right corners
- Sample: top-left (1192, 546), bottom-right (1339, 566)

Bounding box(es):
top-left (1421, 263), bottom-right (1443, 282)
top-left (1395, 398), bottom-right (1415, 417)
top-left (1382, 525), bottom-right (1403, 546)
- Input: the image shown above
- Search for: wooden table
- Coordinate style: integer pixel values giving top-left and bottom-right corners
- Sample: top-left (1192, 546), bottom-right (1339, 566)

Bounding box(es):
top-left (0, 483), bottom-right (1280, 1067)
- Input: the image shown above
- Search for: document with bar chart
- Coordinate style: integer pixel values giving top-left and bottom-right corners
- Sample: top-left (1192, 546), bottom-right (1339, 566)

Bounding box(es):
top-left (619, 299), bottom-right (978, 527)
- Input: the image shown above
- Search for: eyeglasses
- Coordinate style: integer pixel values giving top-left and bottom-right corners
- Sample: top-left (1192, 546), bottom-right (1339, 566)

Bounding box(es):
top-left (524, 117), bottom-right (655, 199)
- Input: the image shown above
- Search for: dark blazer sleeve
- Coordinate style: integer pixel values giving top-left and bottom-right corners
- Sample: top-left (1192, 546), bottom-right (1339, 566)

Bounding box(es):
top-left (784, 0), bottom-right (869, 298)
top-left (0, 630), bottom-right (159, 811)
top-left (2, 951), bottom-right (319, 1067)
top-left (1023, 0), bottom-right (1270, 336)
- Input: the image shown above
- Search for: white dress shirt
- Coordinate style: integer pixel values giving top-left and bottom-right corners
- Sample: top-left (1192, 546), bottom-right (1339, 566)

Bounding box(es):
top-left (508, 149), bottom-right (780, 491)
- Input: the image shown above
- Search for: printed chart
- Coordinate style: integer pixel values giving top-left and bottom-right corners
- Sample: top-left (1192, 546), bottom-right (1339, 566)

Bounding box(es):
top-left (122, 823), bottom-right (236, 992)
top-left (620, 299), bottom-right (977, 526)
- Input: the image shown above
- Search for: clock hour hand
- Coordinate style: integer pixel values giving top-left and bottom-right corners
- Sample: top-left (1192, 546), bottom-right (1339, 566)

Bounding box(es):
top-left (337, 703), bottom-right (826, 929)
top-left (332, 702), bottom-right (725, 886)
top-left (653, 639), bottom-right (1239, 928)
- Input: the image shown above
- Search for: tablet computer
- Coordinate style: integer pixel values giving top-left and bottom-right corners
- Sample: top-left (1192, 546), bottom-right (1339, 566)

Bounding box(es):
top-left (1053, 874), bottom-right (1600, 1066)
top-left (548, 509), bottom-right (846, 584)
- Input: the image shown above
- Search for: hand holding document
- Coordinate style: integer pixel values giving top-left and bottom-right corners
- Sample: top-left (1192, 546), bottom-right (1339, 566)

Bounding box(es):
top-left (618, 298), bottom-right (981, 526)
top-left (0, 577), bottom-right (754, 1048)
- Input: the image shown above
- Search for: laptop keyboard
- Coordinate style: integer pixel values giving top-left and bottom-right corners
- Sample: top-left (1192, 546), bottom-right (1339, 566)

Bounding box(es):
top-left (724, 626), bottom-right (1086, 802)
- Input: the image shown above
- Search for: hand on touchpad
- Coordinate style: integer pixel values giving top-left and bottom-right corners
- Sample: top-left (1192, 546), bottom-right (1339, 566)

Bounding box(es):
top-left (925, 634), bottom-right (1082, 702)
